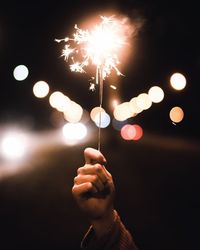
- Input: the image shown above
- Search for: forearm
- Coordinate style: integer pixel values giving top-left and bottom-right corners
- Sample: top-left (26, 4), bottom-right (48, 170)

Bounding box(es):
top-left (90, 207), bottom-right (115, 239)
top-left (81, 210), bottom-right (138, 250)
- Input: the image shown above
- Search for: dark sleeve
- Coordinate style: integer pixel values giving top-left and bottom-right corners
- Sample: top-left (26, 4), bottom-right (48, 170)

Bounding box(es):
top-left (81, 210), bottom-right (138, 250)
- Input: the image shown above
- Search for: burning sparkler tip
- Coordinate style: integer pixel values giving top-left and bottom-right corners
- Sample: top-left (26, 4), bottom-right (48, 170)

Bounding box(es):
top-left (56, 14), bottom-right (130, 86)
top-left (55, 14), bottom-right (134, 149)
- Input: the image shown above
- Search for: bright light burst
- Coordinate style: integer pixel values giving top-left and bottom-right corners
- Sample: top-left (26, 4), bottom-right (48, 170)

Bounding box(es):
top-left (56, 15), bottom-right (132, 150)
top-left (56, 15), bottom-right (128, 84)
top-left (1, 132), bottom-right (27, 160)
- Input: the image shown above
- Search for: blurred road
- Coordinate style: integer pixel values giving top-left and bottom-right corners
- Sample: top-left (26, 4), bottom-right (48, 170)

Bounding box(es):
top-left (0, 129), bottom-right (199, 250)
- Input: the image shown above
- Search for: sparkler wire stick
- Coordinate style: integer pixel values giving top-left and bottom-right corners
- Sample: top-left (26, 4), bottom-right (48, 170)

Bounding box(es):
top-left (97, 66), bottom-right (104, 151)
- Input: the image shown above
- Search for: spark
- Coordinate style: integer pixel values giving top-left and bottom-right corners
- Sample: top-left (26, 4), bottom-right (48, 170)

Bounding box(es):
top-left (56, 15), bottom-right (128, 82)
top-left (69, 62), bottom-right (85, 73)
top-left (110, 85), bottom-right (117, 90)
top-left (61, 44), bottom-right (74, 60)
top-left (89, 83), bottom-right (96, 91)
top-left (56, 15), bottom-right (131, 150)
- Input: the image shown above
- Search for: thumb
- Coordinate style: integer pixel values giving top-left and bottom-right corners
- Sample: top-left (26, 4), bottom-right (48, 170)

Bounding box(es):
top-left (84, 147), bottom-right (106, 165)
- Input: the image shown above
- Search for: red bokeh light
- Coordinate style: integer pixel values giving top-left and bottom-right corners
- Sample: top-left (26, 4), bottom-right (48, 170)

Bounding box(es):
top-left (132, 124), bottom-right (143, 140)
top-left (120, 124), bottom-right (136, 140)
top-left (120, 124), bottom-right (143, 141)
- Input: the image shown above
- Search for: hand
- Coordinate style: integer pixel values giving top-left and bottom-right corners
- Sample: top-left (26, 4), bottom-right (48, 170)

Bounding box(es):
top-left (72, 147), bottom-right (115, 225)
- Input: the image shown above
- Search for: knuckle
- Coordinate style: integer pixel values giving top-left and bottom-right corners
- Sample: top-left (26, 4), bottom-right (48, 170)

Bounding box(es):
top-left (73, 176), bottom-right (78, 183)
top-left (74, 174), bottom-right (82, 184)
top-left (71, 185), bottom-right (77, 195)
top-left (77, 167), bottom-right (83, 175)
top-left (86, 182), bottom-right (92, 190)
top-left (94, 164), bottom-right (102, 173)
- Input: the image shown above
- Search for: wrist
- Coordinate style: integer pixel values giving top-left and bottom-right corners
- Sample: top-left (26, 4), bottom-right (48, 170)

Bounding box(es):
top-left (90, 208), bottom-right (117, 239)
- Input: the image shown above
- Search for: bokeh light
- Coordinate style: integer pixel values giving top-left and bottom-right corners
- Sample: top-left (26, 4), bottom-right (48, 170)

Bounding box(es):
top-left (49, 91), bottom-right (71, 111)
top-left (129, 97), bottom-right (143, 114)
top-left (33, 81), bottom-right (50, 98)
top-left (62, 122), bottom-right (87, 143)
top-left (113, 102), bottom-right (132, 121)
top-left (148, 86), bottom-right (164, 103)
top-left (1, 132), bottom-right (27, 160)
top-left (132, 124), bottom-right (143, 140)
top-left (170, 72), bottom-right (186, 90)
top-left (94, 112), bottom-right (111, 128)
top-left (169, 106), bottom-right (184, 123)
top-left (13, 65), bottom-right (29, 81)
top-left (120, 124), bottom-right (136, 140)
top-left (120, 124), bottom-right (143, 141)
top-left (136, 93), bottom-right (152, 110)
top-left (90, 107), bottom-right (105, 122)
top-left (63, 101), bottom-right (83, 123)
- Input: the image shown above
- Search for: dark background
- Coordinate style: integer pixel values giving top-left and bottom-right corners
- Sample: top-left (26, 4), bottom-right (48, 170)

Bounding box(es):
top-left (0, 1), bottom-right (199, 249)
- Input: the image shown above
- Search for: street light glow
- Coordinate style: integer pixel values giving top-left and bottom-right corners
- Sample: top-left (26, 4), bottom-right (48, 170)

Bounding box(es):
top-left (1, 132), bottom-right (27, 160)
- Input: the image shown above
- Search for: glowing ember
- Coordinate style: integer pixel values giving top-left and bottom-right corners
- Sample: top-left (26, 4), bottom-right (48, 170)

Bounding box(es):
top-left (56, 15), bottom-right (129, 84)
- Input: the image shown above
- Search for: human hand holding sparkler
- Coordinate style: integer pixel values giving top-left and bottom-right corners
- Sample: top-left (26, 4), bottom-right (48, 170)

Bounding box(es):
top-left (72, 147), bottom-right (115, 238)
top-left (72, 148), bottom-right (138, 249)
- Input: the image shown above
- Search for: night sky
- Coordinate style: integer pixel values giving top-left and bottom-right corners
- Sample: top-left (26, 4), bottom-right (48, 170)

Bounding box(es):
top-left (0, 1), bottom-right (199, 250)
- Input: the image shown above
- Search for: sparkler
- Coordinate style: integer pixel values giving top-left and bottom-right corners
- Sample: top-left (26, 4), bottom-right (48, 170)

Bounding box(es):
top-left (56, 15), bottom-right (130, 150)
